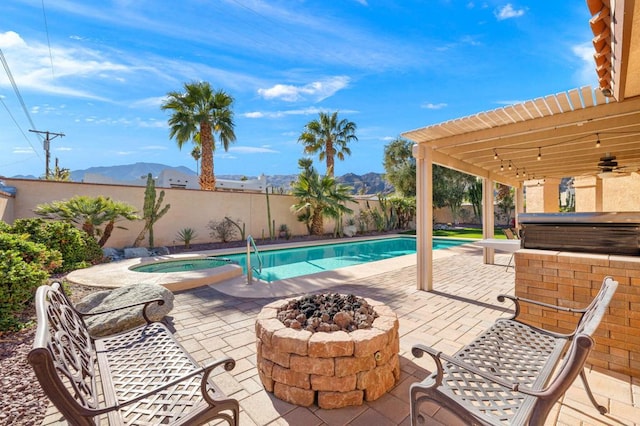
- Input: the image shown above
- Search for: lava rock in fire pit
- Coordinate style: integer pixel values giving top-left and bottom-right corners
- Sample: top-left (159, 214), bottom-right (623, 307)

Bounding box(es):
top-left (276, 293), bottom-right (378, 333)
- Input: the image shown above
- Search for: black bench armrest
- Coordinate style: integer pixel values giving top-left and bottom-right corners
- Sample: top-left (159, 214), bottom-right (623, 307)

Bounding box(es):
top-left (77, 298), bottom-right (165, 324)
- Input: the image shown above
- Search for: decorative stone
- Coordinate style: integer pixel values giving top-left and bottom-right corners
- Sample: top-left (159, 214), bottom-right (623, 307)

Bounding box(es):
top-left (308, 331), bottom-right (353, 357)
top-left (317, 390), bottom-right (363, 409)
top-left (76, 283), bottom-right (173, 337)
top-left (290, 354), bottom-right (334, 376)
top-left (255, 294), bottom-right (399, 409)
top-left (123, 247), bottom-right (151, 259)
top-left (351, 328), bottom-right (389, 357)
top-left (311, 374), bottom-right (356, 392)
top-left (274, 383), bottom-right (315, 407)
top-left (272, 327), bottom-right (311, 356)
top-left (343, 225), bottom-right (357, 237)
top-left (335, 355), bottom-right (376, 377)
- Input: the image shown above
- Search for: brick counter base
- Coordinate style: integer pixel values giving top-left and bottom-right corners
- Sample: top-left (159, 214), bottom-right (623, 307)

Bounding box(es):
top-left (515, 249), bottom-right (640, 378)
top-left (255, 296), bottom-right (400, 409)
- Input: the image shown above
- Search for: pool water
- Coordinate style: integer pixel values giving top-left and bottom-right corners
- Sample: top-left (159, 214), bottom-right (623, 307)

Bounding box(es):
top-left (216, 237), bottom-right (467, 283)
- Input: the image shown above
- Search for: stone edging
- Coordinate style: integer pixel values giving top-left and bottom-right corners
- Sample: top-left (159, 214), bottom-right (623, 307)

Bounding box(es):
top-left (255, 296), bottom-right (400, 409)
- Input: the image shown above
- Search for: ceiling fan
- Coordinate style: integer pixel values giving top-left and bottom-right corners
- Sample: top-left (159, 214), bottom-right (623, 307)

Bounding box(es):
top-left (597, 153), bottom-right (622, 173)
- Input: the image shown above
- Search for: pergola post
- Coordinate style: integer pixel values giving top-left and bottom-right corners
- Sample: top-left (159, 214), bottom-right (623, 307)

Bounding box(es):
top-left (413, 144), bottom-right (433, 291)
top-left (515, 185), bottom-right (524, 228)
top-left (482, 177), bottom-right (495, 264)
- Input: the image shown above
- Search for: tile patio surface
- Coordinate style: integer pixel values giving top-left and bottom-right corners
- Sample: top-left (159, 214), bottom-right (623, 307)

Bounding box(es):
top-left (43, 245), bottom-right (640, 425)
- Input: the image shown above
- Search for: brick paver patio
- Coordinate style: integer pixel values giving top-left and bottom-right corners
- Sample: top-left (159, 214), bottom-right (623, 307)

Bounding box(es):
top-left (43, 248), bottom-right (640, 425)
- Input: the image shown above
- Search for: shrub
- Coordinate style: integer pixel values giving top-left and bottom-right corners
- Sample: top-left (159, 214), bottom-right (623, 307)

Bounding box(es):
top-left (0, 232), bottom-right (62, 331)
top-left (10, 218), bottom-right (103, 273)
top-left (208, 218), bottom-right (238, 243)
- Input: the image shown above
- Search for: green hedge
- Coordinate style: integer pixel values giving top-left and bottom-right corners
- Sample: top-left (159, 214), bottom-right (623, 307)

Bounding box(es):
top-left (0, 232), bottom-right (62, 331)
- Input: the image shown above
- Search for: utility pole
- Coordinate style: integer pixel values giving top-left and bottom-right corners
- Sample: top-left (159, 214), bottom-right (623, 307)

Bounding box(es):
top-left (29, 129), bottom-right (65, 179)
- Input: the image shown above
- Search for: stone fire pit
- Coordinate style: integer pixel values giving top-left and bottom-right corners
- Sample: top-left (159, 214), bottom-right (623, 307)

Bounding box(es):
top-left (255, 293), bottom-right (400, 409)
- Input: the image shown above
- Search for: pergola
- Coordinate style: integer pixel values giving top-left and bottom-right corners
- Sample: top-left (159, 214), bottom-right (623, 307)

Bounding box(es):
top-left (402, 0), bottom-right (640, 291)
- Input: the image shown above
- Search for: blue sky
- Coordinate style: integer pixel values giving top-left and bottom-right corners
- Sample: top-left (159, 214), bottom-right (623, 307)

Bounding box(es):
top-left (1, 0), bottom-right (597, 179)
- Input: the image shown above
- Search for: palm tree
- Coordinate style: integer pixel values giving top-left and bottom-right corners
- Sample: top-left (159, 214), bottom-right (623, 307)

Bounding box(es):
top-left (298, 111), bottom-right (358, 177)
top-left (291, 160), bottom-right (354, 235)
top-left (162, 81), bottom-right (236, 191)
top-left (191, 143), bottom-right (201, 175)
top-left (34, 195), bottom-right (139, 247)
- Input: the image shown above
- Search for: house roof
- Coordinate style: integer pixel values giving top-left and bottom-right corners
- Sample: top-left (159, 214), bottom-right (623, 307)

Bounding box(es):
top-left (403, 1), bottom-right (640, 187)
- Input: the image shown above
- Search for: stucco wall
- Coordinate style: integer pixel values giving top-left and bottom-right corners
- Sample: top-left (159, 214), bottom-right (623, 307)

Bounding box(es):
top-left (0, 190), bottom-right (13, 223)
top-left (2, 178), bottom-right (377, 248)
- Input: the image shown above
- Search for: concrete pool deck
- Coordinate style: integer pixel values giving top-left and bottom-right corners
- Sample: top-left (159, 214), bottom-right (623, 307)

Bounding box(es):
top-left (45, 246), bottom-right (640, 425)
top-left (66, 236), bottom-right (479, 298)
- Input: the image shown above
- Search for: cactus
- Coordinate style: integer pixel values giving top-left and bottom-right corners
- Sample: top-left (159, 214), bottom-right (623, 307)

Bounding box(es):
top-left (133, 173), bottom-right (171, 248)
top-left (224, 217), bottom-right (246, 240)
top-left (265, 187), bottom-right (275, 240)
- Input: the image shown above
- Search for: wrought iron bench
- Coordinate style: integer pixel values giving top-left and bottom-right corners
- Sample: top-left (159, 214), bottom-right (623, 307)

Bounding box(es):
top-left (410, 276), bottom-right (618, 426)
top-left (29, 282), bottom-right (239, 426)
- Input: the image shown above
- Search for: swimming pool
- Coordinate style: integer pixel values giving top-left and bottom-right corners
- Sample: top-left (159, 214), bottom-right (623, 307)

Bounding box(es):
top-left (216, 236), bottom-right (467, 283)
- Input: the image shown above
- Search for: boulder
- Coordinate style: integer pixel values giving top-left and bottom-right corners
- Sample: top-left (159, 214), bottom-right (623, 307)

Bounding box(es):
top-left (124, 247), bottom-right (151, 259)
top-left (76, 283), bottom-right (174, 337)
top-left (343, 225), bottom-right (357, 237)
top-left (102, 247), bottom-right (121, 261)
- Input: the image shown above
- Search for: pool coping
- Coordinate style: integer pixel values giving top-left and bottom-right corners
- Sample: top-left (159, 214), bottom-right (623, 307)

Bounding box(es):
top-left (66, 235), bottom-right (481, 297)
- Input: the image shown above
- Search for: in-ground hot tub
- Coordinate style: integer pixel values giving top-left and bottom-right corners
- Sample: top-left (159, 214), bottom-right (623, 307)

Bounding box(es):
top-left (519, 212), bottom-right (640, 255)
top-left (255, 294), bottom-right (400, 409)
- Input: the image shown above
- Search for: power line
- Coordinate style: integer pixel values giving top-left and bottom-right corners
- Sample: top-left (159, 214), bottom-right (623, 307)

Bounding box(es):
top-left (0, 48), bottom-right (40, 133)
top-left (41, 0), bottom-right (56, 78)
top-left (0, 96), bottom-right (43, 161)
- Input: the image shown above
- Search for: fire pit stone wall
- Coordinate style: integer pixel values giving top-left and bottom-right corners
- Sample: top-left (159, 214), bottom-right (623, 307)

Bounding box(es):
top-left (255, 296), bottom-right (400, 409)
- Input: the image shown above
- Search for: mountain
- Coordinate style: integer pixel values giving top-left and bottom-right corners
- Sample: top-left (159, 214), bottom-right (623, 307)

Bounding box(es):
top-left (338, 172), bottom-right (393, 195)
top-left (70, 162), bottom-right (196, 182)
top-left (12, 162), bottom-right (392, 195)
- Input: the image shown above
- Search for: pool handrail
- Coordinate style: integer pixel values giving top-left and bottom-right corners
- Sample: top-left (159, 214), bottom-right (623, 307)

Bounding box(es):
top-left (246, 235), bottom-right (263, 284)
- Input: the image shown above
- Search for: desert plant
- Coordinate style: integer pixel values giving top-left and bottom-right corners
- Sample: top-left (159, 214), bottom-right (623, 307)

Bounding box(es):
top-left (176, 227), bottom-right (197, 249)
top-left (34, 195), bottom-right (138, 247)
top-left (208, 218), bottom-right (237, 242)
top-left (134, 173), bottom-right (171, 248)
top-left (10, 218), bottom-right (102, 272)
top-left (265, 187), bottom-right (275, 240)
top-left (278, 223), bottom-right (290, 239)
top-left (224, 217), bottom-right (246, 241)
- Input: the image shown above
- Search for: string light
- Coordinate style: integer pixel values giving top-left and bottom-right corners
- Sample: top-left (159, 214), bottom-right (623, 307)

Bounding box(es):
top-left (516, 169), bottom-right (519, 178)
top-left (500, 161), bottom-right (504, 172)
top-left (523, 169), bottom-right (527, 177)
top-left (508, 161), bottom-right (512, 171)
top-left (537, 147), bottom-right (541, 161)
top-left (596, 133), bottom-right (601, 148)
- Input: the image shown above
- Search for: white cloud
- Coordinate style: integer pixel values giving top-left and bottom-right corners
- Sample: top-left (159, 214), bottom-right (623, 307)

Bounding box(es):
top-left (140, 145), bottom-right (168, 150)
top-left (495, 99), bottom-right (524, 106)
top-left (13, 147), bottom-right (35, 154)
top-left (115, 151), bottom-right (136, 155)
top-left (572, 42), bottom-right (599, 87)
top-left (0, 31), bottom-right (127, 100)
top-left (354, 0), bottom-right (368, 5)
top-left (495, 4), bottom-right (525, 20)
top-left (258, 76), bottom-right (350, 102)
top-left (228, 146), bottom-right (279, 154)
top-left (55, 146), bottom-right (72, 151)
top-left (130, 96), bottom-right (166, 108)
top-left (421, 102), bottom-right (448, 110)
top-left (243, 106), bottom-right (358, 119)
